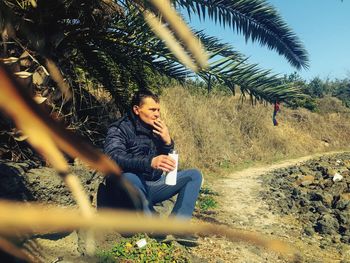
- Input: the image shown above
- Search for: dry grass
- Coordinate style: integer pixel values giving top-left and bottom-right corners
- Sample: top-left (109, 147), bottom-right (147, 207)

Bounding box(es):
top-left (161, 86), bottom-right (350, 175)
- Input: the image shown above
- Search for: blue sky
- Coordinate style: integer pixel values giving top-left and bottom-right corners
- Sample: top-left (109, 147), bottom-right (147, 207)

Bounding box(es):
top-left (182, 0), bottom-right (350, 81)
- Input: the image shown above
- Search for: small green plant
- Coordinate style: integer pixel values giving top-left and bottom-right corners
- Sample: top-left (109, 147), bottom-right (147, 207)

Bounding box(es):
top-left (97, 234), bottom-right (190, 263)
top-left (197, 186), bottom-right (219, 212)
top-left (218, 159), bottom-right (231, 169)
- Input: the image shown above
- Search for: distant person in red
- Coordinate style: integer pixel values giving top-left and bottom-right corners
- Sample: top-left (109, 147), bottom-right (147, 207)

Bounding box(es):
top-left (273, 101), bottom-right (280, 126)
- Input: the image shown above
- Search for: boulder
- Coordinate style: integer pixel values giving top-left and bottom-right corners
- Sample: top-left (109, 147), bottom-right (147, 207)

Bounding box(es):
top-left (0, 160), bottom-right (103, 207)
top-left (315, 214), bottom-right (339, 235)
top-left (296, 175), bottom-right (315, 187)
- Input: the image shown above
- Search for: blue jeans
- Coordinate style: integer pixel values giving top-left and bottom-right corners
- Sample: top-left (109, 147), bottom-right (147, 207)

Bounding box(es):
top-left (123, 169), bottom-right (202, 219)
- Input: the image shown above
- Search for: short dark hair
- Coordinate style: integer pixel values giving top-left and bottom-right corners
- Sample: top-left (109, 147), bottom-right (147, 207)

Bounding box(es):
top-left (131, 89), bottom-right (160, 107)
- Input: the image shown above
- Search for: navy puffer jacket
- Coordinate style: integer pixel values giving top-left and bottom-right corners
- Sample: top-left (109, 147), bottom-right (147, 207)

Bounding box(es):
top-left (104, 112), bottom-right (174, 181)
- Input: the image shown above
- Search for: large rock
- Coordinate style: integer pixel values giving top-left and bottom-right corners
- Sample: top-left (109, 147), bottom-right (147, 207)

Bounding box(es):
top-left (0, 160), bottom-right (38, 200)
top-left (315, 214), bottom-right (339, 235)
top-left (0, 160), bottom-right (103, 207)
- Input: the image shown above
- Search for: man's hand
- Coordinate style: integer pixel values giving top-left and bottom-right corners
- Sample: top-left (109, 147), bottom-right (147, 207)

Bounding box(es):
top-left (153, 119), bottom-right (171, 145)
top-left (151, 155), bottom-right (176, 172)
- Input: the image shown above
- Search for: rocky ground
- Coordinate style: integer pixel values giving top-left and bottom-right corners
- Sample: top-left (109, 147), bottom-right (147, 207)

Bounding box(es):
top-left (2, 152), bottom-right (350, 262)
top-left (190, 152), bottom-right (350, 263)
top-left (262, 152), bottom-right (350, 262)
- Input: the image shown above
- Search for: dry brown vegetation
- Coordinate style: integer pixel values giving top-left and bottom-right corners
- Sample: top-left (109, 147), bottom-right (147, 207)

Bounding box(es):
top-left (161, 86), bottom-right (350, 174)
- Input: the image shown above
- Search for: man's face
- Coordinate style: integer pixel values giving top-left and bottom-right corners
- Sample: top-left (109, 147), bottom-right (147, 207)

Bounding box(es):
top-left (133, 97), bottom-right (160, 126)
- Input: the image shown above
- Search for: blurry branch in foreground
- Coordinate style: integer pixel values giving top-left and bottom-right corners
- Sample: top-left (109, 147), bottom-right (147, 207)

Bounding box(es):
top-left (144, 0), bottom-right (208, 72)
top-left (0, 237), bottom-right (33, 262)
top-left (0, 62), bottom-right (141, 258)
top-left (144, 10), bottom-right (199, 72)
top-left (0, 63), bottom-right (122, 177)
top-left (0, 63), bottom-right (143, 209)
top-left (0, 63), bottom-right (96, 217)
top-left (0, 200), bottom-right (299, 261)
top-left (44, 58), bottom-right (72, 101)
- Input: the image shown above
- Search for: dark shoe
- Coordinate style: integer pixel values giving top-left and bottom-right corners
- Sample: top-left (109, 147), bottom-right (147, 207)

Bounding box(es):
top-left (161, 234), bottom-right (199, 247)
top-left (120, 233), bottom-right (135, 238)
top-left (148, 233), bottom-right (167, 242)
top-left (158, 234), bottom-right (175, 243)
top-left (174, 234), bottom-right (199, 247)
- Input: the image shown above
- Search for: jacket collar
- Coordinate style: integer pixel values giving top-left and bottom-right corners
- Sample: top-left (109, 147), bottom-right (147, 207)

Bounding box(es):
top-left (128, 110), bottom-right (153, 136)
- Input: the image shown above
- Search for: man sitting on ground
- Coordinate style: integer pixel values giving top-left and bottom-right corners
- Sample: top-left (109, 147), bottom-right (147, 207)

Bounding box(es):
top-left (103, 89), bottom-right (202, 244)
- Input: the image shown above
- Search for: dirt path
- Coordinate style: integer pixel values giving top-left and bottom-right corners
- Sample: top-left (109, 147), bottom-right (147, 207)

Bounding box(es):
top-left (191, 152), bottom-right (346, 263)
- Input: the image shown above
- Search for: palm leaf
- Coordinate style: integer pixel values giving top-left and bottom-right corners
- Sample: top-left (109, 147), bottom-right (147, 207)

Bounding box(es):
top-left (175, 0), bottom-right (309, 69)
top-left (198, 55), bottom-right (303, 102)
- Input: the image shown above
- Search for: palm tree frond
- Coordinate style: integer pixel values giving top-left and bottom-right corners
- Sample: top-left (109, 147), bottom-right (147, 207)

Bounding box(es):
top-left (176, 0), bottom-right (309, 69)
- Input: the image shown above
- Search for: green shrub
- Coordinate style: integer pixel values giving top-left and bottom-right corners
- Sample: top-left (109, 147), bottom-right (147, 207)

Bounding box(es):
top-left (197, 186), bottom-right (219, 212)
top-left (97, 234), bottom-right (190, 263)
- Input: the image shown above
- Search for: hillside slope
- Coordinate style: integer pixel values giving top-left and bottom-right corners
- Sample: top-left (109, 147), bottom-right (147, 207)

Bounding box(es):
top-left (161, 87), bottom-right (350, 174)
